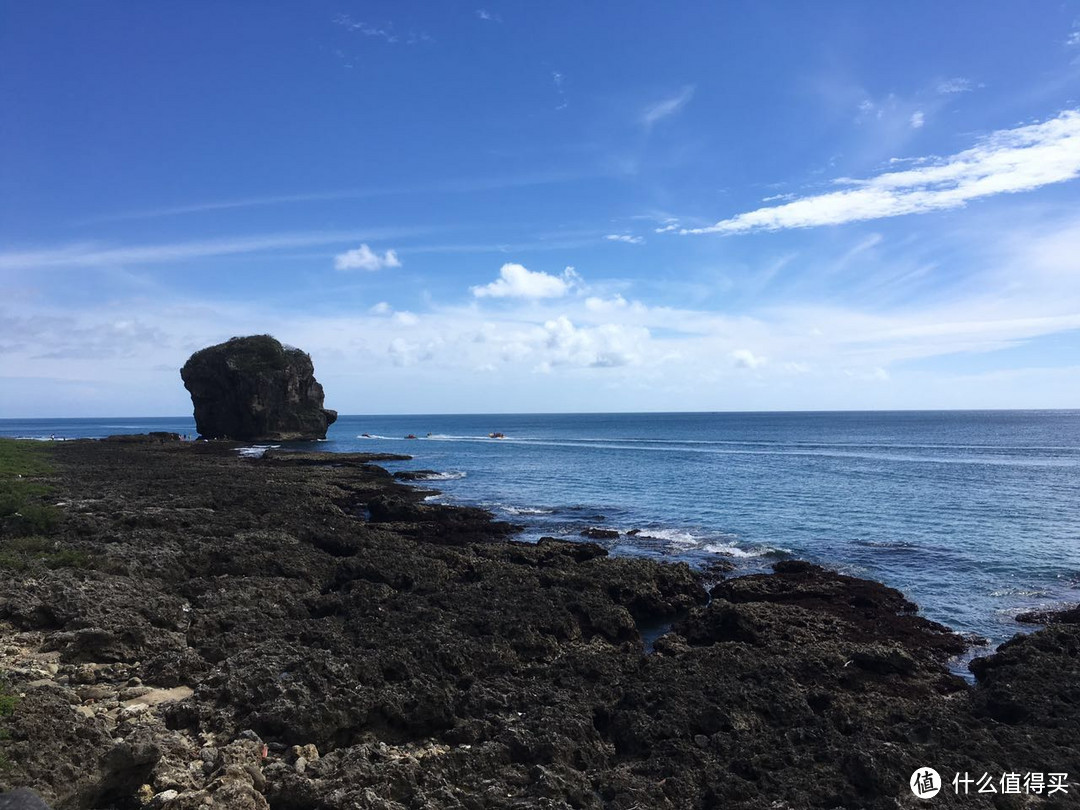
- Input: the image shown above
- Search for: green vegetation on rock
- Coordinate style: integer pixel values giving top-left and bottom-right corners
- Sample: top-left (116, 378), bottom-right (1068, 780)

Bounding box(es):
top-left (0, 439), bottom-right (81, 568)
top-left (0, 535), bottom-right (90, 571)
top-left (0, 440), bottom-right (60, 535)
top-left (0, 674), bottom-right (16, 771)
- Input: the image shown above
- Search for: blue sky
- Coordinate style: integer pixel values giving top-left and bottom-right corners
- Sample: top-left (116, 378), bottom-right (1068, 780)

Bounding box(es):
top-left (2, 2), bottom-right (1080, 416)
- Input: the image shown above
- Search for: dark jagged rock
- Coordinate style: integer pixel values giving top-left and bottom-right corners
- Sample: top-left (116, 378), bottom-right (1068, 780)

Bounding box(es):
top-left (392, 469), bottom-right (442, 481)
top-left (581, 527), bottom-right (619, 540)
top-left (101, 432), bottom-right (181, 444)
top-left (180, 335), bottom-right (337, 440)
top-left (1015, 603), bottom-right (1080, 625)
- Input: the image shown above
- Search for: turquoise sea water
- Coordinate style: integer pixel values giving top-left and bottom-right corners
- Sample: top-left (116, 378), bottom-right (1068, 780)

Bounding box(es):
top-left (4, 411), bottom-right (1079, 646)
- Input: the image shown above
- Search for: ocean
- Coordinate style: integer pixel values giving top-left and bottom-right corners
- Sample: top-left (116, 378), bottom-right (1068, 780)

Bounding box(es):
top-left (4, 411), bottom-right (1079, 647)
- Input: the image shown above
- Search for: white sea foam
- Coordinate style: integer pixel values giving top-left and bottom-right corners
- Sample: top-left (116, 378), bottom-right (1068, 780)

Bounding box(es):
top-left (703, 543), bottom-right (759, 558)
top-left (703, 542), bottom-right (789, 558)
top-left (632, 528), bottom-right (702, 546)
top-left (425, 433), bottom-right (511, 441)
top-left (420, 471), bottom-right (467, 481)
top-left (989, 587), bottom-right (1051, 598)
top-left (499, 505), bottom-right (555, 516)
top-left (236, 445), bottom-right (279, 458)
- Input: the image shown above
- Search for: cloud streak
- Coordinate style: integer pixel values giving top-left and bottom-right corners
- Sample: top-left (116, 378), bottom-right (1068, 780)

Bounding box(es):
top-left (683, 110), bottom-right (1080, 235)
top-left (333, 15), bottom-right (431, 45)
top-left (641, 86), bottom-right (695, 128)
top-left (84, 170), bottom-right (616, 224)
top-left (0, 230), bottom-right (417, 271)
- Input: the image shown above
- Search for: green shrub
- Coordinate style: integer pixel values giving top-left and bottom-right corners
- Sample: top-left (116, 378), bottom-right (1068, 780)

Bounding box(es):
top-left (0, 679), bottom-right (15, 719)
top-left (13, 504), bottom-right (60, 534)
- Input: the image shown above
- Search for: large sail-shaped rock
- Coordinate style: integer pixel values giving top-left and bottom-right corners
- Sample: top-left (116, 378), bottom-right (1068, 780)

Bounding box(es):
top-left (181, 335), bottom-right (337, 440)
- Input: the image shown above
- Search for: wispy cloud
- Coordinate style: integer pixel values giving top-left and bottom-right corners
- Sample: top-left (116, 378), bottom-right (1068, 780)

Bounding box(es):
top-left (604, 234), bottom-right (644, 245)
top-left (471, 263), bottom-right (579, 299)
top-left (1067, 22), bottom-right (1080, 47)
top-left (683, 110), bottom-right (1080, 235)
top-left (85, 190), bottom-right (378, 223)
top-left (936, 77), bottom-right (974, 94)
top-left (333, 244), bottom-right (401, 271)
top-left (0, 229), bottom-right (416, 270)
top-left (476, 9), bottom-right (501, 22)
top-left (641, 85), bottom-right (695, 128)
top-left (552, 71), bottom-right (567, 110)
top-left (909, 111), bottom-right (925, 129)
top-left (84, 170), bottom-right (613, 223)
top-left (333, 14), bottom-right (431, 45)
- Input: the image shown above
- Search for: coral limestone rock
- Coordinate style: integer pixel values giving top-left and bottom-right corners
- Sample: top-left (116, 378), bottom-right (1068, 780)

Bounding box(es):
top-left (180, 335), bottom-right (337, 440)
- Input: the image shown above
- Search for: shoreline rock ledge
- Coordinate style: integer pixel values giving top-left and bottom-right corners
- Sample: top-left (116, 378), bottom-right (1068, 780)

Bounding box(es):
top-left (180, 334), bottom-right (337, 440)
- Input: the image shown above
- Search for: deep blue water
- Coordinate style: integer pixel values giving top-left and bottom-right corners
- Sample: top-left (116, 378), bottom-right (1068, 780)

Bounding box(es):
top-left (4, 411), bottom-right (1080, 646)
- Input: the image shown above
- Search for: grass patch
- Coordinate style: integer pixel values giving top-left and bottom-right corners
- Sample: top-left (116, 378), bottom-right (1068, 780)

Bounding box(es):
top-left (0, 536), bottom-right (90, 571)
top-left (0, 675), bottom-right (16, 771)
top-left (0, 440), bottom-right (54, 478)
top-left (0, 439), bottom-right (61, 537)
top-left (0, 677), bottom-right (15, 719)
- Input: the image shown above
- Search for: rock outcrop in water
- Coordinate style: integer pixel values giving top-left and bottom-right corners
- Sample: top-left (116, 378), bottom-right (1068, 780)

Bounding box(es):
top-left (180, 335), bottom-right (337, 440)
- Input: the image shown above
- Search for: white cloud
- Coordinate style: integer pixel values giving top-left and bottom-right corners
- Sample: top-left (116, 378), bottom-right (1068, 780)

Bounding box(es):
top-left (334, 244), bottom-right (402, 271)
top-left (910, 111), bottom-right (925, 129)
top-left (731, 349), bottom-right (766, 369)
top-left (936, 77), bottom-right (973, 94)
top-left (369, 301), bottom-right (392, 315)
top-left (476, 8), bottom-right (501, 22)
top-left (1067, 24), bottom-right (1080, 46)
top-left (471, 263), bottom-right (578, 299)
top-left (542, 316), bottom-right (648, 368)
top-left (641, 85), bottom-right (695, 128)
top-left (585, 294), bottom-right (626, 312)
top-left (684, 110), bottom-right (1080, 235)
top-left (393, 311), bottom-right (419, 326)
top-left (605, 234), bottom-right (645, 245)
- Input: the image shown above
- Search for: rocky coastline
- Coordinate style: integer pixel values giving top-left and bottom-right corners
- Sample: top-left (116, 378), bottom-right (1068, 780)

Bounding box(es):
top-left (0, 436), bottom-right (1077, 809)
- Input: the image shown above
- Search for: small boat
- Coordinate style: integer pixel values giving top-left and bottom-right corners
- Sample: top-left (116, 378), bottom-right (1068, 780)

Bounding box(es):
top-left (489, 432), bottom-right (506, 439)
top-left (361, 433), bottom-right (372, 438)
top-left (405, 434), bottom-right (418, 440)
